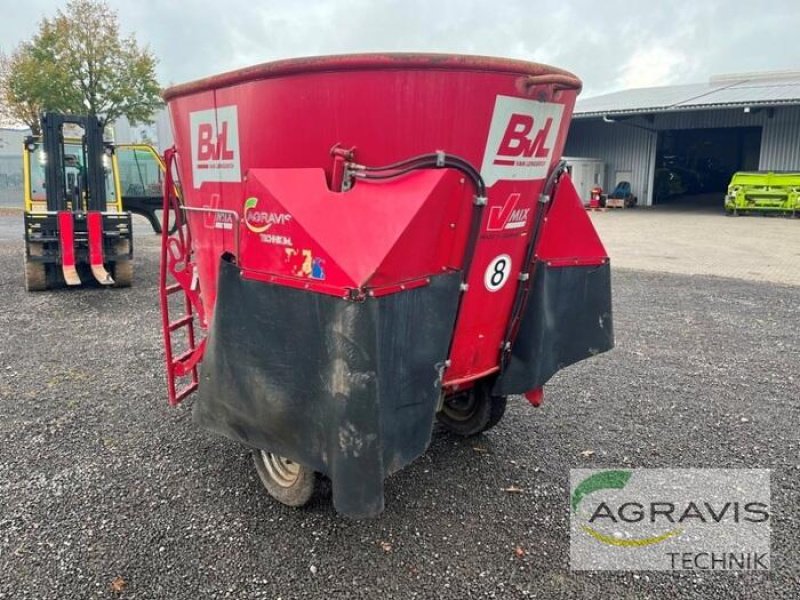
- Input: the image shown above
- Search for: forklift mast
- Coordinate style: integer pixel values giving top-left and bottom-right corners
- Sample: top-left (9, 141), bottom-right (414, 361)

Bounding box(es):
top-left (22, 112), bottom-right (134, 291)
top-left (40, 113), bottom-right (109, 212)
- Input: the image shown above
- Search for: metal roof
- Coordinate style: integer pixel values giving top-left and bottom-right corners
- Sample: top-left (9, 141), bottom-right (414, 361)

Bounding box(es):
top-left (575, 72), bottom-right (800, 118)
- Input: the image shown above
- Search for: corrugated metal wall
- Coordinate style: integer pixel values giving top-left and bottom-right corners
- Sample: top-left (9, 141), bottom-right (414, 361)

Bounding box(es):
top-left (565, 120), bottom-right (657, 204)
top-left (651, 108), bottom-right (770, 129)
top-left (566, 106), bottom-right (800, 205)
top-left (0, 128), bottom-right (29, 208)
top-left (760, 106), bottom-right (800, 170)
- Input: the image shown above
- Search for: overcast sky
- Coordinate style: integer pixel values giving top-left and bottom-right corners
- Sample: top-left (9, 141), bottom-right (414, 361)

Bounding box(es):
top-left (2, 0), bottom-right (800, 98)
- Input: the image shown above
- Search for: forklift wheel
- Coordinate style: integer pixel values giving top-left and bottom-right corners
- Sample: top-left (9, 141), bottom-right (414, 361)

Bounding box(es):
top-left (112, 260), bottom-right (133, 288)
top-left (24, 258), bottom-right (47, 292)
top-left (438, 382), bottom-right (507, 437)
top-left (253, 450), bottom-right (318, 507)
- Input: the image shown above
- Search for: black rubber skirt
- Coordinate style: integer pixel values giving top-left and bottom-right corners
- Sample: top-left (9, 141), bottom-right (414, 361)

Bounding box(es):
top-left (193, 258), bottom-right (462, 518)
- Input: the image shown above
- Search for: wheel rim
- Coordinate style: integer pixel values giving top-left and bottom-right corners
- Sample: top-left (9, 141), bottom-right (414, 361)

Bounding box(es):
top-left (260, 451), bottom-right (301, 488)
top-left (442, 390), bottom-right (479, 422)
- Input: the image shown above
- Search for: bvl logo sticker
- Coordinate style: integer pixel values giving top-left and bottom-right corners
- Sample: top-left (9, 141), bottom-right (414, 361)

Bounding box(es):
top-left (190, 105), bottom-right (241, 188)
top-left (481, 95), bottom-right (564, 186)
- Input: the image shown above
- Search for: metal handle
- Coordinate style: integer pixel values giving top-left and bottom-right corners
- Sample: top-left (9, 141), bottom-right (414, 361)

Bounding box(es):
top-left (179, 206), bottom-right (241, 261)
top-left (522, 73), bottom-right (583, 93)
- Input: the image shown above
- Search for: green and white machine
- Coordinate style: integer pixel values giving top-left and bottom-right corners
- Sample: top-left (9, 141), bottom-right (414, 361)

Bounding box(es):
top-left (725, 172), bottom-right (800, 216)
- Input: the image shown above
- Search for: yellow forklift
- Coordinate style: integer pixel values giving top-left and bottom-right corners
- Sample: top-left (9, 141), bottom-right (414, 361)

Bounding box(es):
top-left (22, 113), bottom-right (165, 291)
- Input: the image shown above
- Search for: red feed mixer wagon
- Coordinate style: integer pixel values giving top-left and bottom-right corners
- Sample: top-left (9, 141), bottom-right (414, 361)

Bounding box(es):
top-left (159, 53), bottom-right (613, 518)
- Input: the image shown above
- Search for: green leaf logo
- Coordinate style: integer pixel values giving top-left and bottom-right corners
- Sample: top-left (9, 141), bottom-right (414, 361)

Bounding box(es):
top-left (572, 470), bottom-right (632, 512)
top-left (243, 196), bottom-right (269, 233)
top-left (572, 470), bottom-right (682, 547)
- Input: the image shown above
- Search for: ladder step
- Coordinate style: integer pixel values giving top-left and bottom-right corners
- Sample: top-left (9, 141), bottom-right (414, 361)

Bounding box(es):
top-left (172, 348), bottom-right (197, 367)
top-left (173, 381), bottom-right (199, 405)
top-left (169, 315), bottom-right (193, 331)
top-left (165, 283), bottom-right (182, 295)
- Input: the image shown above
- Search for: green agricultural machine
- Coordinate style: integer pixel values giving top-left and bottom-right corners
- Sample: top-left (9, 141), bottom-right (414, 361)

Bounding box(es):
top-left (725, 172), bottom-right (800, 216)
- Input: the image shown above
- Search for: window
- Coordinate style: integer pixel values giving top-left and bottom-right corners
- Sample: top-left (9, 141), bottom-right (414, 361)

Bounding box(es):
top-left (117, 146), bottom-right (163, 198)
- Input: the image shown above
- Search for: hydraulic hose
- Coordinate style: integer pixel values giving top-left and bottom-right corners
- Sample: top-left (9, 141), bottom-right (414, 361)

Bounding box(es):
top-left (348, 152), bottom-right (486, 288)
top-left (349, 151), bottom-right (486, 198)
top-left (498, 159), bottom-right (568, 371)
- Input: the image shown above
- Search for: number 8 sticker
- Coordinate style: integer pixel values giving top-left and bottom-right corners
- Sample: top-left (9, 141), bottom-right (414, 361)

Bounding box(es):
top-left (484, 254), bottom-right (512, 292)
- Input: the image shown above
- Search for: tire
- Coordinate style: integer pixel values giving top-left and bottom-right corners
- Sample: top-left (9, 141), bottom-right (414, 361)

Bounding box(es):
top-left (112, 241), bottom-right (133, 287)
top-left (24, 258), bottom-right (47, 292)
top-left (112, 260), bottom-right (133, 287)
top-left (484, 394), bottom-right (509, 431)
top-left (24, 243), bottom-right (47, 291)
top-left (437, 381), bottom-right (508, 437)
top-left (252, 450), bottom-right (318, 507)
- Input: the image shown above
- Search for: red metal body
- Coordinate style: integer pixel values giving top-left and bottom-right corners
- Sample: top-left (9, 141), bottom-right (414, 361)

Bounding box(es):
top-left (157, 54), bottom-right (615, 517)
top-left (162, 53), bottom-right (605, 392)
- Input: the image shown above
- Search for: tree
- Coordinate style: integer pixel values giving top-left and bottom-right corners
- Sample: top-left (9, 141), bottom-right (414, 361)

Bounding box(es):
top-left (0, 0), bottom-right (161, 134)
top-left (0, 54), bottom-right (19, 128)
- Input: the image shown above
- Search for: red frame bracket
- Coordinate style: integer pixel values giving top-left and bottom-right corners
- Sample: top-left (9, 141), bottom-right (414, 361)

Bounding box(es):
top-left (57, 211), bottom-right (81, 286)
top-left (87, 211), bottom-right (114, 285)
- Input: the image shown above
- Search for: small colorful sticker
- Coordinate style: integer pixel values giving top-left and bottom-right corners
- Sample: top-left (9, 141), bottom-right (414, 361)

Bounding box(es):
top-left (311, 257), bottom-right (326, 280)
top-left (284, 248), bottom-right (307, 276)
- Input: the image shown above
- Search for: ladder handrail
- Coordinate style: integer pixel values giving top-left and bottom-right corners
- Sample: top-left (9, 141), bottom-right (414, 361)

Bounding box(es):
top-left (159, 147), bottom-right (205, 406)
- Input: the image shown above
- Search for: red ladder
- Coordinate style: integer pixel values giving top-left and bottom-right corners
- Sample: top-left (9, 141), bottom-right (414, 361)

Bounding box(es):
top-left (159, 148), bottom-right (207, 406)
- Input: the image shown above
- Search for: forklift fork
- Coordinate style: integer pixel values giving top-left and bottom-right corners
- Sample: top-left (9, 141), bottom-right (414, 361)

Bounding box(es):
top-left (87, 211), bottom-right (114, 285)
top-left (57, 211), bottom-right (81, 286)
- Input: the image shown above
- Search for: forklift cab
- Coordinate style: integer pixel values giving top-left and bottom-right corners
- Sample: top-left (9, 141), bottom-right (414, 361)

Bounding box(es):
top-left (115, 144), bottom-right (175, 234)
top-left (25, 141), bottom-right (122, 214)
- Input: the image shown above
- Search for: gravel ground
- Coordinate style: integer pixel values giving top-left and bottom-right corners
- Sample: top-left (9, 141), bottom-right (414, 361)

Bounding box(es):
top-left (0, 220), bottom-right (799, 599)
top-left (0, 210), bottom-right (21, 241)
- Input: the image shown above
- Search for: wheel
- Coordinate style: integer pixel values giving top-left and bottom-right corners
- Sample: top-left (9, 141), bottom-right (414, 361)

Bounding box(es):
top-left (252, 450), bottom-right (318, 507)
top-left (112, 260), bottom-right (133, 287)
top-left (24, 243), bottom-right (47, 291)
top-left (24, 258), bottom-right (47, 291)
top-left (484, 395), bottom-right (508, 431)
top-left (437, 381), bottom-right (508, 437)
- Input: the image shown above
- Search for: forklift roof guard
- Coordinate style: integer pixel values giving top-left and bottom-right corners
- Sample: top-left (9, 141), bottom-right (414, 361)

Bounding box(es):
top-left (36, 113), bottom-right (112, 212)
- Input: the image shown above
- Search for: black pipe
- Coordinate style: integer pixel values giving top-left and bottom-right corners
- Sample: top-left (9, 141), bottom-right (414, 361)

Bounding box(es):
top-left (498, 159), bottom-right (568, 371)
top-left (351, 151), bottom-right (486, 197)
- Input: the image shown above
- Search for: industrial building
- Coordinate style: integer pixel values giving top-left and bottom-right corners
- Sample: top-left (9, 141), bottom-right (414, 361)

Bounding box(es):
top-left (0, 127), bottom-right (28, 207)
top-left (564, 71), bottom-right (800, 207)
